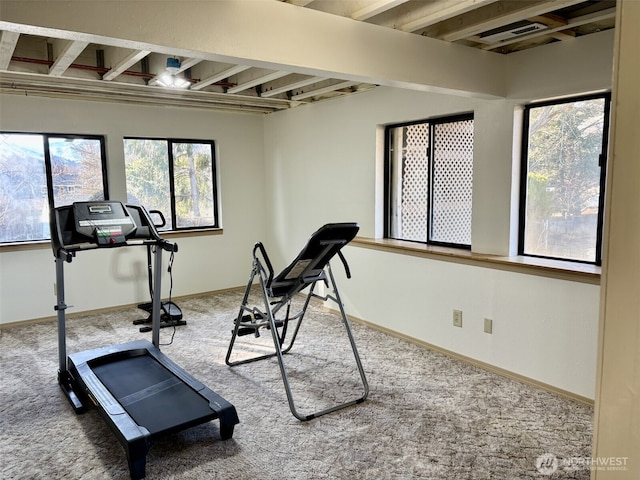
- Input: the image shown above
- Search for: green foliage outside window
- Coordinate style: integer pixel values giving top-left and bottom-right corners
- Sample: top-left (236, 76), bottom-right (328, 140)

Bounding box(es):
top-left (124, 138), bottom-right (217, 230)
top-left (0, 133), bottom-right (106, 243)
top-left (522, 95), bottom-right (609, 263)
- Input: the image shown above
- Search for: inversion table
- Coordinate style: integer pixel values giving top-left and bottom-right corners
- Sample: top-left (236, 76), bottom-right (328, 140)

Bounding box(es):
top-left (225, 222), bottom-right (369, 420)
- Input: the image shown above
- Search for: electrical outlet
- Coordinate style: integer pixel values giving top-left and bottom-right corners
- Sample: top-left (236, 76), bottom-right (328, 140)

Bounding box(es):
top-left (453, 309), bottom-right (463, 328)
top-left (484, 318), bottom-right (493, 334)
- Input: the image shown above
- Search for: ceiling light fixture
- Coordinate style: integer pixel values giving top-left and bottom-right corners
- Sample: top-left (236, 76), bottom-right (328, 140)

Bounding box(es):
top-left (156, 57), bottom-right (190, 89)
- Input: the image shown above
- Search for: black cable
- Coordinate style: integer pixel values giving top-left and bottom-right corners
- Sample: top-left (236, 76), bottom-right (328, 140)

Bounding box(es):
top-left (160, 248), bottom-right (177, 346)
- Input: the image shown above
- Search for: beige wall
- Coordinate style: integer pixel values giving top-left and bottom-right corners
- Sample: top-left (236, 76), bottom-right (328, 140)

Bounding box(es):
top-left (593, 1), bottom-right (640, 478)
top-left (0, 95), bottom-right (267, 323)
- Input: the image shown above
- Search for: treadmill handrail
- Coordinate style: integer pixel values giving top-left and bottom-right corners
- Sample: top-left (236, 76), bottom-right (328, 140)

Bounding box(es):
top-left (53, 238), bottom-right (176, 263)
top-left (51, 202), bottom-right (177, 262)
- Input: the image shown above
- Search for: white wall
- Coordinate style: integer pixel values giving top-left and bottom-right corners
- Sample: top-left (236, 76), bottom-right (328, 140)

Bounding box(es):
top-left (342, 247), bottom-right (599, 399)
top-left (0, 29), bottom-right (614, 399)
top-left (261, 28), bottom-right (614, 399)
top-left (593, 1), bottom-right (640, 474)
top-left (0, 94), bottom-right (266, 323)
top-left (507, 29), bottom-right (615, 101)
top-left (263, 87), bottom-right (518, 260)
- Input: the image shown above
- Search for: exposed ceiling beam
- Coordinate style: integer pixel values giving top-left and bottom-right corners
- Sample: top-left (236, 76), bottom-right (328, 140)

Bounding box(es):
top-left (102, 49), bottom-right (150, 81)
top-left (479, 7), bottom-right (616, 50)
top-left (530, 13), bottom-right (575, 41)
top-left (261, 75), bottom-right (326, 98)
top-left (549, 29), bottom-right (577, 41)
top-left (438, 0), bottom-right (587, 42)
top-left (176, 57), bottom-right (203, 73)
top-left (283, 0), bottom-right (314, 6)
top-left (49, 40), bottom-right (89, 76)
top-left (0, 70), bottom-right (292, 114)
top-left (0, 30), bottom-right (20, 70)
top-left (528, 13), bottom-right (569, 29)
top-left (227, 70), bottom-right (291, 94)
top-left (291, 80), bottom-right (357, 101)
top-left (190, 64), bottom-right (251, 91)
top-left (399, 0), bottom-right (498, 32)
top-left (0, 0), bottom-right (509, 97)
top-left (351, 0), bottom-right (410, 21)
top-left (146, 57), bottom-right (202, 86)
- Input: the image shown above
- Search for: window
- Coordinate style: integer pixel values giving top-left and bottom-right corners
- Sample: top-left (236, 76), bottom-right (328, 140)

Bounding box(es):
top-left (519, 93), bottom-right (610, 265)
top-left (385, 114), bottom-right (474, 248)
top-left (0, 133), bottom-right (107, 243)
top-left (124, 138), bottom-right (218, 230)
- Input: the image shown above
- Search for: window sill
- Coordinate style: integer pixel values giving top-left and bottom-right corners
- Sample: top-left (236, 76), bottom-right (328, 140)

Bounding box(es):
top-left (351, 237), bottom-right (601, 285)
top-left (0, 228), bottom-right (224, 253)
top-left (160, 227), bottom-right (223, 239)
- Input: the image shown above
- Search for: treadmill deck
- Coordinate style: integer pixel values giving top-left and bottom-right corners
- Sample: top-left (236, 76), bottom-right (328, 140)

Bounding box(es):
top-left (67, 339), bottom-right (239, 479)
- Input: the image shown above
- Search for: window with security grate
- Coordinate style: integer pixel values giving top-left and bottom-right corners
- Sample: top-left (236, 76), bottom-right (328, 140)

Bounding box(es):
top-left (385, 114), bottom-right (474, 248)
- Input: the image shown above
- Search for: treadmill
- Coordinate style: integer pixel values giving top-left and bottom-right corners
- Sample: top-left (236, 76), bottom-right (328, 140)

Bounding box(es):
top-left (51, 201), bottom-right (239, 480)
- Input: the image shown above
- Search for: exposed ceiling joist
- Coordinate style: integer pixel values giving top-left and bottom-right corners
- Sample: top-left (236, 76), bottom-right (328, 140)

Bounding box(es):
top-left (0, 0), bottom-right (617, 113)
top-left (49, 40), bottom-right (89, 77)
top-left (0, 30), bottom-right (20, 70)
top-left (190, 64), bottom-right (251, 91)
top-left (399, 0), bottom-right (498, 32)
top-left (176, 57), bottom-right (203, 73)
top-left (227, 70), bottom-right (291, 94)
top-left (438, 0), bottom-right (587, 42)
top-left (528, 13), bottom-right (569, 29)
top-left (0, 70), bottom-right (292, 114)
top-left (479, 7), bottom-right (616, 50)
top-left (291, 80), bottom-right (357, 101)
top-left (351, 0), bottom-right (410, 21)
top-left (147, 57), bottom-right (203, 86)
top-left (102, 49), bottom-right (150, 81)
top-left (549, 29), bottom-right (577, 41)
top-left (261, 75), bottom-right (326, 98)
top-left (284, 0), bottom-right (315, 6)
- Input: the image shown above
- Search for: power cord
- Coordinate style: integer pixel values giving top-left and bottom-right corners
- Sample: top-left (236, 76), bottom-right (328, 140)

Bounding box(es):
top-left (160, 248), bottom-right (178, 346)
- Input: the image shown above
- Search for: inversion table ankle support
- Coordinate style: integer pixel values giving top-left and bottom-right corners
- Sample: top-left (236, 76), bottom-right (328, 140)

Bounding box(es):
top-left (225, 223), bottom-right (369, 420)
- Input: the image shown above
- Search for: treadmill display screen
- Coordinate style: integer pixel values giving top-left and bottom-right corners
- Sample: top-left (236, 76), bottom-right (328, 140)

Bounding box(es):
top-left (88, 204), bottom-right (113, 214)
top-left (72, 201), bottom-right (137, 244)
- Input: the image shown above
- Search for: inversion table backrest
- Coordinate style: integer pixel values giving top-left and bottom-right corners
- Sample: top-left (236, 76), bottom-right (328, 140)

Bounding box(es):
top-left (268, 222), bottom-right (359, 298)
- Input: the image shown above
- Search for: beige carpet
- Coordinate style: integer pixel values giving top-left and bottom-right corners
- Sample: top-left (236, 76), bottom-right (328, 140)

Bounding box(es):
top-left (0, 290), bottom-right (593, 479)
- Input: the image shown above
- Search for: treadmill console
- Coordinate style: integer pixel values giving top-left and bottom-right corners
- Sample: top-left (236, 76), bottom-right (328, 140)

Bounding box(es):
top-left (50, 201), bottom-right (159, 260)
top-left (72, 201), bottom-right (137, 245)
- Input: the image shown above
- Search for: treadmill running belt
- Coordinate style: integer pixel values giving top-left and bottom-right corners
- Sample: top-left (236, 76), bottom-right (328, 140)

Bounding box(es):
top-left (92, 355), bottom-right (215, 435)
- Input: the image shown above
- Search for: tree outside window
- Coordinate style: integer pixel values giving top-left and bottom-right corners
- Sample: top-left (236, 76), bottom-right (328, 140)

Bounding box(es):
top-left (520, 94), bottom-right (610, 264)
top-left (124, 138), bottom-right (218, 230)
top-left (0, 133), bottom-right (106, 243)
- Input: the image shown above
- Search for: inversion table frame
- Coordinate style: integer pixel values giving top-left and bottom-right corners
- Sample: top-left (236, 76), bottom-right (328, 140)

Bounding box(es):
top-left (225, 223), bottom-right (369, 420)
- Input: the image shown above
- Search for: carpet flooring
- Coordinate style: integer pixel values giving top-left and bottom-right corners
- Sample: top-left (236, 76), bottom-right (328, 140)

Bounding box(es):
top-left (0, 290), bottom-right (593, 479)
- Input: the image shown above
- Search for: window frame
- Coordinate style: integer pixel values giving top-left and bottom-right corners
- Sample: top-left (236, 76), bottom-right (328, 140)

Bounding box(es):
top-left (383, 113), bottom-right (474, 249)
top-left (517, 92), bottom-right (611, 266)
top-left (123, 137), bottom-right (219, 232)
top-left (43, 133), bottom-right (110, 210)
top-left (0, 131), bottom-right (108, 245)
